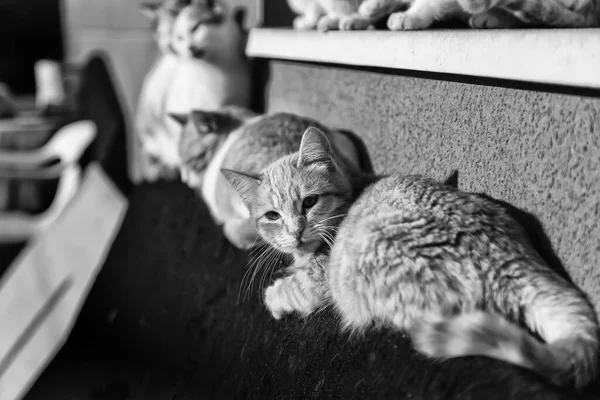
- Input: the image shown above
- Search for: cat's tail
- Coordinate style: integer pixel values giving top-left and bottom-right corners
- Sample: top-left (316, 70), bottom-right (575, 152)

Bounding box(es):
top-left (410, 309), bottom-right (599, 388)
top-left (458, 0), bottom-right (600, 27)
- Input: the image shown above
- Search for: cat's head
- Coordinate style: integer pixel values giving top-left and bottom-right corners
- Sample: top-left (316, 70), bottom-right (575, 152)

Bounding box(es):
top-left (170, 0), bottom-right (236, 60)
top-left (140, 0), bottom-right (190, 54)
top-left (222, 127), bottom-right (354, 256)
top-left (169, 108), bottom-right (248, 188)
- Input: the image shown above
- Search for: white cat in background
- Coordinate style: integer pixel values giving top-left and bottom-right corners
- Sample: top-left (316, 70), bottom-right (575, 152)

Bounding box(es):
top-left (164, 0), bottom-right (251, 171)
top-left (136, 0), bottom-right (251, 181)
top-left (136, 0), bottom-right (187, 181)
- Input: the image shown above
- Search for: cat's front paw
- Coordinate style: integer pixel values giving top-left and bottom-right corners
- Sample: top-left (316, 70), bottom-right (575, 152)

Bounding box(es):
top-left (293, 16), bottom-right (317, 30)
top-left (387, 12), bottom-right (432, 30)
top-left (317, 16), bottom-right (340, 32)
top-left (469, 10), bottom-right (523, 29)
top-left (339, 15), bottom-right (372, 30)
top-left (264, 280), bottom-right (294, 320)
top-left (456, 0), bottom-right (499, 14)
top-left (359, 0), bottom-right (397, 18)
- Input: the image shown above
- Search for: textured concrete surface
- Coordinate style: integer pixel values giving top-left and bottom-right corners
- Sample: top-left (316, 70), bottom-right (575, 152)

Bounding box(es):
top-left (267, 61), bottom-right (600, 312)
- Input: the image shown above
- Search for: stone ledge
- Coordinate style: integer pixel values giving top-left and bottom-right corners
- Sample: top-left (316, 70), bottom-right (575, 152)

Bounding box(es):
top-left (246, 28), bottom-right (600, 89)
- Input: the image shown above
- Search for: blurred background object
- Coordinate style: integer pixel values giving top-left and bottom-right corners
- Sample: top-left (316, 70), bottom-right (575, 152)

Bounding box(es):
top-left (0, 0), bottom-right (64, 96)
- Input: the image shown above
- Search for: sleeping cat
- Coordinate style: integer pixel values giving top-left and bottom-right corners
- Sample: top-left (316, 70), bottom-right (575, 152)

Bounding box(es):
top-left (161, 0), bottom-right (251, 172)
top-left (136, 0), bottom-right (190, 181)
top-left (223, 127), bottom-right (599, 389)
top-left (349, 0), bottom-right (600, 30)
top-left (171, 110), bottom-right (373, 249)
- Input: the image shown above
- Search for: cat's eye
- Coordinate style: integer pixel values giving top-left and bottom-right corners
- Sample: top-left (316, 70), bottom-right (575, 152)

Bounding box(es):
top-left (302, 196), bottom-right (318, 209)
top-left (264, 211), bottom-right (280, 221)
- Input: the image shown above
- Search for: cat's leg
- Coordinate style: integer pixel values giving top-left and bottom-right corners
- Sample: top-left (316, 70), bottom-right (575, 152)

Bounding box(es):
top-left (387, 0), bottom-right (460, 30)
top-left (317, 14), bottom-right (342, 31)
top-left (293, 2), bottom-right (324, 30)
top-left (358, 0), bottom-right (408, 19)
top-left (338, 13), bottom-right (377, 30)
top-left (340, 0), bottom-right (407, 30)
top-left (469, 8), bottom-right (525, 28)
top-left (223, 218), bottom-right (263, 250)
top-left (456, 0), bottom-right (501, 14)
top-left (264, 258), bottom-right (329, 319)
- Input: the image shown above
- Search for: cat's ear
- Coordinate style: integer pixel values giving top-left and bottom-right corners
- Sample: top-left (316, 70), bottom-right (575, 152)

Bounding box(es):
top-left (168, 113), bottom-right (189, 126)
top-left (140, 2), bottom-right (161, 19)
top-left (443, 170), bottom-right (459, 188)
top-left (297, 127), bottom-right (334, 168)
top-left (191, 110), bottom-right (241, 134)
top-left (190, 110), bottom-right (220, 134)
top-left (221, 169), bottom-right (260, 205)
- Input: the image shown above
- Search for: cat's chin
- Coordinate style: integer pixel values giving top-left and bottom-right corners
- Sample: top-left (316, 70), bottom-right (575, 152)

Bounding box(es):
top-left (294, 241), bottom-right (321, 255)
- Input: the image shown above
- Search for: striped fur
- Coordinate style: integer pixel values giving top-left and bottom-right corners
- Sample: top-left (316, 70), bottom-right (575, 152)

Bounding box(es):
top-left (327, 174), bottom-right (599, 389)
top-left (411, 311), bottom-right (599, 388)
top-left (354, 0), bottom-right (600, 30)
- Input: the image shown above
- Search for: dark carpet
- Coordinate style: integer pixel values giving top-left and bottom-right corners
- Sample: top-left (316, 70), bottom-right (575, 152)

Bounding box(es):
top-left (23, 181), bottom-right (599, 400)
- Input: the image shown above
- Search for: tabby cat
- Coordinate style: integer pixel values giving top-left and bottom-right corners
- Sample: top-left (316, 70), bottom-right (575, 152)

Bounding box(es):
top-left (223, 127), bottom-right (599, 389)
top-left (350, 0), bottom-right (600, 30)
top-left (172, 110), bottom-right (372, 249)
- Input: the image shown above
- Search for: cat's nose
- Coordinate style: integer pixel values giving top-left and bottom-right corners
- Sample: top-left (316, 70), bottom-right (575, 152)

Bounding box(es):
top-left (294, 227), bottom-right (306, 243)
top-left (189, 46), bottom-right (205, 58)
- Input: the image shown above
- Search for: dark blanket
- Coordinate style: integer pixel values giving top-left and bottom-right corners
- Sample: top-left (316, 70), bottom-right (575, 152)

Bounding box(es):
top-left (25, 182), bottom-right (597, 400)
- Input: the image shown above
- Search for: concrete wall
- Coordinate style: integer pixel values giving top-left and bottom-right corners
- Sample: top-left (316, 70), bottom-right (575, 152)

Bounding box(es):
top-left (266, 60), bottom-right (600, 311)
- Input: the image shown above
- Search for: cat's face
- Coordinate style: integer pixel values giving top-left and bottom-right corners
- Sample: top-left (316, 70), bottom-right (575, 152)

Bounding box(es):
top-left (169, 0), bottom-right (226, 58)
top-left (141, 1), bottom-right (189, 54)
top-left (223, 128), bottom-right (353, 256)
top-left (170, 110), bottom-right (243, 187)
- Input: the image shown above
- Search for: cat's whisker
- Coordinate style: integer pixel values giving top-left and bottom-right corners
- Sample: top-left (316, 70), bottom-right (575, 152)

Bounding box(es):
top-left (267, 252), bottom-right (283, 292)
top-left (263, 250), bottom-right (285, 305)
top-left (318, 231), bottom-right (335, 249)
top-left (317, 213), bottom-right (347, 224)
top-left (242, 244), bottom-right (272, 302)
top-left (319, 228), bottom-right (337, 248)
top-left (259, 249), bottom-right (279, 305)
top-left (315, 224), bottom-right (339, 235)
top-left (240, 251), bottom-right (263, 302)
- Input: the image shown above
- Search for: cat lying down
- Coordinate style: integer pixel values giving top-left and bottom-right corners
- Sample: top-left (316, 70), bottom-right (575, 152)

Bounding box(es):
top-left (287, 0), bottom-right (600, 31)
top-left (223, 127), bottom-right (600, 390)
top-left (170, 109), bottom-right (374, 250)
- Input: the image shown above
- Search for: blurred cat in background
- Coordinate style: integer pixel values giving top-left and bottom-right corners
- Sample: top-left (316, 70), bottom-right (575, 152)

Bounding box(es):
top-left (136, 0), bottom-right (190, 181)
top-left (162, 0), bottom-right (252, 174)
top-left (350, 0), bottom-right (600, 30)
top-left (171, 110), bottom-right (373, 249)
top-left (136, 0), bottom-right (251, 181)
top-left (224, 127), bottom-right (599, 389)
